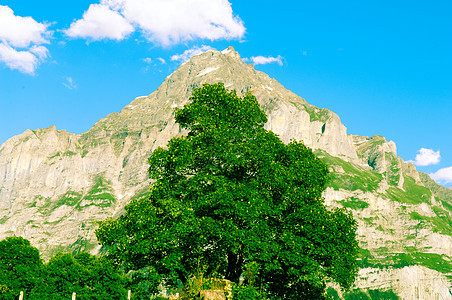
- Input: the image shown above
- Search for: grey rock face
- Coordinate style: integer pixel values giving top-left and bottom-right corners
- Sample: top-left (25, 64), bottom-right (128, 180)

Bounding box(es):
top-left (353, 135), bottom-right (403, 187)
top-left (0, 47), bottom-right (450, 297)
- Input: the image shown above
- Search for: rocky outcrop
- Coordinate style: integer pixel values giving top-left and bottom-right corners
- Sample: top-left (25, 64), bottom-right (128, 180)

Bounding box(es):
top-left (353, 135), bottom-right (402, 188)
top-left (354, 266), bottom-right (450, 299)
top-left (323, 138), bottom-right (452, 297)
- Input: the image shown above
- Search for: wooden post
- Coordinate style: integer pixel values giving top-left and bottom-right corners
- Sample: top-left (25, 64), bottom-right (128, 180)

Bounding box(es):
top-left (19, 291), bottom-right (23, 300)
top-left (128, 290), bottom-right (131, 300)
top-left (72, 292), bottom-right (76, 300)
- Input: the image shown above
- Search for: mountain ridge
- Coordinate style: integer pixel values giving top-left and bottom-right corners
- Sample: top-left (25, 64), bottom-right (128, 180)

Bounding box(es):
top-left (0, 47), bottom-right (451, 298)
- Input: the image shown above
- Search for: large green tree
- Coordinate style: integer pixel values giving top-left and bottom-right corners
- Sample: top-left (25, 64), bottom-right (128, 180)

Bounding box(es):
top-left (97, 83), bottom-right (359, 299)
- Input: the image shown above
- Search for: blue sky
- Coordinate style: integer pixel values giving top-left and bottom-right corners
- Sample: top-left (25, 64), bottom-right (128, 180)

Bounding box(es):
top-left (0, 0), bottom-right (451, 187)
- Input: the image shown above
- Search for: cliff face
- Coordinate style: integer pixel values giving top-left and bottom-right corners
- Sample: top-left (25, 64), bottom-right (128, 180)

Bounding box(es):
top-left (0, 47), bottom-right (450, 298)
top-left (321, 135), bottom-right (452, 298)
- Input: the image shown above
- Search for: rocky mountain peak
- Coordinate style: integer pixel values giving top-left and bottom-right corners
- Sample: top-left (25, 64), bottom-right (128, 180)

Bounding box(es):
top-left (220, 46), bottom-right (241, 59)
top-left (83, 47), bottom-right (357, 160)
top-left (0, 47), bottom-right (451, 298)
top-left (0, 47), bottom-right (361, 259)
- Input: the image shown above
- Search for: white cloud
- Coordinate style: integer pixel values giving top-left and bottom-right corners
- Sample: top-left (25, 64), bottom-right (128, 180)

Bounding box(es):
top-left (408, 148), bottom-right (441, 166)
top-left (65, 4), bottom-right (134, 41)
top-left (143, 57), bottom-right (166, 64)
top-left (0, 42), bottom-right (46, 74)
top-left (243, 55), bottom-right (284, 66)
top-left (30, 45), bottom-right (49, 60)
top-left (0, 5), bottom-right (50, 74)
top-left (63, 77), bottom-right (77, 89)
top-left (70, 0), bottom-right (244, 45)
top-left (0, 5), bottom-right (50, 48)
top-left (171, 45), bottom-right (212, 62)
top-left (430, 166), bottom-right (452, 184)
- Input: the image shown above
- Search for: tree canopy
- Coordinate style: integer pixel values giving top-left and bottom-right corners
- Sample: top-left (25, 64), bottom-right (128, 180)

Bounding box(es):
top-left (0, 236), bottom-right (43, 299)
top-left (0, 237), bottom-right (129, 300)
top-left (34, 252), bottom-right (130, 300)
top-left (96, 83), bottom-right (359, 299)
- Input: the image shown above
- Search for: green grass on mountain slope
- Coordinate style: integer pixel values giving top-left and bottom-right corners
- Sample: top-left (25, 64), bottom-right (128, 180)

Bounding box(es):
top-left (37, 175), bottom-right (116, 217)
top-left (384, 176), bottom-right (432, 205)
top-left (315, 150), bottom-right (383, 192)
top-left (55, 191), bottom-right (83, 207)
top-left (385, 152), bottom-right (401, 187)
top-left (385, 175), bottom-right (452, 236)
top-left (441, 200), bottom-right (452, 215)
top-left (317, 151), bottom-right (452, 237)
top-left (354, 135), bottom-right (401, 187)
top-left (357, 248), bottom-right (452, 279)
top-left (410, 208), bottom-right (452, 236)
top-left (110, 129), bottom-right (143, 156)
top-left (419, 172), bottom-right (452, 202)
top-left (403, 176), bottom-right (432, 202)
top-left (345, 289), bottom-right (399, 300)
top-left (393, 252), bottom-right (452, 279)
top-left (419, 172), bottom-right (452, 217)
top-left (327, 287), bottom-right (399, 300)
top-left (77, 175), bottom-right (116, 209)
top-left (304, 105), bottom-right (331, 123)
top-left (354, 136), bottom-right (386, 158)
top-left (339, 197), bottom-right (370, 210)
top-left (317, 151), bottom-right (452, 282)
top-left (48, 151), bottom-right (78, 159)
top-left (38, 192), bottom-right (82, 216)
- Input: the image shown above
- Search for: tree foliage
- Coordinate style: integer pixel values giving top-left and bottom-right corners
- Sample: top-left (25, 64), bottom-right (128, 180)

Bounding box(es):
top-left (0, 237), bottom-right (129, 299)
top-left (96, 83), bottom-right (359, 299)
top-left (0, 236), bottom-right (43, 299)
top-left (34, 252), bottom-right (130, 299)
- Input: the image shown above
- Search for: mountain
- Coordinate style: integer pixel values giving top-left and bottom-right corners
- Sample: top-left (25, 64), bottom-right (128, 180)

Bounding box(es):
top-left (0, 47), bottom-right (451, 298)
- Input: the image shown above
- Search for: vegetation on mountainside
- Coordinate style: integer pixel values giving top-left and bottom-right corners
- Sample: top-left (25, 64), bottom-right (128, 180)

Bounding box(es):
top-left (357, 246), bottom-right (452, 277)
top-left (353, 135), bottom-right (402, 186)
top-left (316, 141), bottom-right (452, 287)
top-left (36, 175), bottom-right (116, 219)
top-left (339, 197), bottom-right (369, 210)
top-left (419, 172), bottom-right (452, 203)
top-left (344, 288), bottom-right (399, 300)
top-left (96, 83), bottom-right (359, 299)
top-left (78, 175), bottom-right (116, 208)
top-left (55, 191), bottom-right (83, 207)
top-left (327, 286), bottom-right (399, 300)
top-left (303, 105), bottom-right (331, 123)
top-left (354, 136), bottom-right (386, 158)
top-left (410, 209), bottom-right (452, 236)
top-left (315, 150), bottom-right (382, 192)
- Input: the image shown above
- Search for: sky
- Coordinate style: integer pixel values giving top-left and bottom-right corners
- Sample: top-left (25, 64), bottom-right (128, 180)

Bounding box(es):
top-left (0, 0), bottom-right (451, 187)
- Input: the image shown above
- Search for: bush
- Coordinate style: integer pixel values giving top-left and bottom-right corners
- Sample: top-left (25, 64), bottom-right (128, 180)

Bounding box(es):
top-left (232, 284), bottom-right (264, 300)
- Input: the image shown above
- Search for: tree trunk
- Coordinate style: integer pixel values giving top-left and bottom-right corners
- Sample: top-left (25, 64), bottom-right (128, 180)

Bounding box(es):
top-left (225, 251), bottom-right (243, 282)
